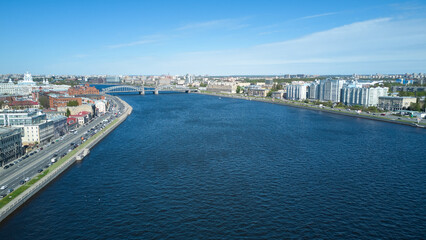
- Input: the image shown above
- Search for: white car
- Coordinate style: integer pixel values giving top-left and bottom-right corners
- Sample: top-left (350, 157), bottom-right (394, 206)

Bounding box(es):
top-left (24, 177), bottom-right (30, 182)
top-left (0, 185), bottom-right (7, 190)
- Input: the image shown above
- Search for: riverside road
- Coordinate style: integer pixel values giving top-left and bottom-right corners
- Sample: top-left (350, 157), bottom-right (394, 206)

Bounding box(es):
top-left (0, 95), bottom-right (125, 197)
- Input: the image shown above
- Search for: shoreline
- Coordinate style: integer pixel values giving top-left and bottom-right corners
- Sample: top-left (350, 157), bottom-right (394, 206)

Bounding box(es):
top-left (0, 96), bottom-right (133, 223)
top-left (198, 92), bottom-right (426, 129)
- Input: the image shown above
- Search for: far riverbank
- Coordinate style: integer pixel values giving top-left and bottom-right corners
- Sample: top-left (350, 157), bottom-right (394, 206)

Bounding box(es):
top-left (198, 91), bottom-right (426, 129)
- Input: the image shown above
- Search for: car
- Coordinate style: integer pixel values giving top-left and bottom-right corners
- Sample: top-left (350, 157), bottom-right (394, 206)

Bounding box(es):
top-left (20, 180), bottom-right (26, 185)
top-left (37, 169), bottom-right (43, 173)
top-left (9, 163), bottom-right (14, 167)
top-left (3, 165), bottom-right (9, 169)
top-left (24, 177), bottom-right (30, 181)
top-left (0, 193), bottom-right (6, 198)
top-left (40, 147), bottom-right (44, 150)
top-left (7, 189), bottom-right (14, 193)
top-left (45, 165), bottom-right (49, 168)
top-left (0, 185), bottom-right (7, 190)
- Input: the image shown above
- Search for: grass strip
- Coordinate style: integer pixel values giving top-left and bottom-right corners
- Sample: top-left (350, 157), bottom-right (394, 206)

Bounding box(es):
top-left (0, 169), bottom-right (50, 209)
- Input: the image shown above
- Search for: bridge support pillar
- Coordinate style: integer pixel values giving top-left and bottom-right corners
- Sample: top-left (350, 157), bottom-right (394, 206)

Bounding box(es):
top-left (154, 88), bottom-right (159, 95)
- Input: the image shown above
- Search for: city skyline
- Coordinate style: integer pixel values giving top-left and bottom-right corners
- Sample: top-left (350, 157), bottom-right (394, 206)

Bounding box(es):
top-left (1, 0), bottom-right (426, 75)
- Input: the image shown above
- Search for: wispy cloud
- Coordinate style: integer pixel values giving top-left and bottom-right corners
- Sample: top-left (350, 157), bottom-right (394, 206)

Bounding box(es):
top-left (159, 17), bottom-right (426, 74)
top-left (108, 39), bottom-right (157, 49)
top-left (296, 11), bottom-right (339, 20)
top-left (389, 2), bottom-right (426, 11)
top-left (55, 17), bottom-right (426, 75)
top-left (176, 18), bottom-right (249, 31)
top-left (257, 11), bottom-right (341, 35)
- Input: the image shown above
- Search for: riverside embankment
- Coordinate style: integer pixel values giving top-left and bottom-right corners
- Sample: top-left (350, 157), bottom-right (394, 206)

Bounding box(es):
top-left (198, 92), bottom-right (426, 129)
top-left (0, 96), bottom-right (132, 223)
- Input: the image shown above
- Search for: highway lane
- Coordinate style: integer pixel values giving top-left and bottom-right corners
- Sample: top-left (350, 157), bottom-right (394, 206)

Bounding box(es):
top-left (0, 95), bottom-right (126, 197)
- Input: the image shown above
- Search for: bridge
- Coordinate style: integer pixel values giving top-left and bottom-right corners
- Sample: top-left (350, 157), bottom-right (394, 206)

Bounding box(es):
top-left (101, 85), bottom-right (198, 95)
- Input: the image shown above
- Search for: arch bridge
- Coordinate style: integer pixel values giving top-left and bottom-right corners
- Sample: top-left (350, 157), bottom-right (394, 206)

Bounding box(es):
top-left (101, 85), bottom-right (198, 95)
top-left (101, 85), bottom-right (144, 94)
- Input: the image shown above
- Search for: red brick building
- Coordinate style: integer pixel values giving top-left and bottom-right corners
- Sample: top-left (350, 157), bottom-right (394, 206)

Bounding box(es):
top-left (67, 117), bottom-right (78, 130)
top-left (69, 111), bottom-right (91, 125)
top-left (49, 95), bottom-right (82, 108)
top-left (68, 84), bottom-right (99, 95)
top-left (8, 100), bottom-right (39, 109)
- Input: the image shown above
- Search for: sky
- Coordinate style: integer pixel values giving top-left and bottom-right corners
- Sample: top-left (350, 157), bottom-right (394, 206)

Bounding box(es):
top-left (1, 0), bottom-right (426, 75)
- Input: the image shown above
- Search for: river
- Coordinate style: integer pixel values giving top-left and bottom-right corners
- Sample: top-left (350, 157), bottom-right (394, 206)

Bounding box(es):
top-left (0, 93), bottom-right (425, 239)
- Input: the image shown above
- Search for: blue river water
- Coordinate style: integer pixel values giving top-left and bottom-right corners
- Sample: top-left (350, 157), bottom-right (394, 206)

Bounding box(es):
top-left (0, 93), bottom-right (425, 239)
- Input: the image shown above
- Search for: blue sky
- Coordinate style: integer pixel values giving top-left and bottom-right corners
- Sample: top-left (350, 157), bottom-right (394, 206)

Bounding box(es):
top-left (1, 0), bottom-right (426, 75)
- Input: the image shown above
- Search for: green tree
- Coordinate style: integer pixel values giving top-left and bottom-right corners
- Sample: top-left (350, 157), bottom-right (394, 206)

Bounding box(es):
top-left (270, 83), bottom-right (283, 91)
top-left (39, 95), bottom-right (49, 109)
top-left (336, 102), bottom-right (345, 108)
top-left (66, 108), bottom-right (71, 117)
top-left (67, 100), bottom-right (79, 107)
top-left (236, 86), bottom-right (242, 94)
top-left (413, 98), bottom-right (421, 111)
top-left (267, 91), bottom-right (272, 97)
top-left (367, 106), bottom-right (379, 113)
top-left (323, 101), bottom-right (333, 107)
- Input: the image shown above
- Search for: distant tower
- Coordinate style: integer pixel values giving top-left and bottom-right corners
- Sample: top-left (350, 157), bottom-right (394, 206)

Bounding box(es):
top-left (23, 72), bottom-right (34, 83)
top-left (19, 72), bottom-right (36, 85)
top-left (185, 74), bottom-right (193, 84)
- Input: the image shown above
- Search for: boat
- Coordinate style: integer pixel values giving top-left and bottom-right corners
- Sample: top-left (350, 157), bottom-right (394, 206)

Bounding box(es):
top-left (76, 149), bottom-right (90, 161)
top-left (82, 149), bottom-right (90, 156)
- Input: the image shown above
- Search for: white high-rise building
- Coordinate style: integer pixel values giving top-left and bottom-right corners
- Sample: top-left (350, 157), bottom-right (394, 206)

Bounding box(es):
top-left (319, 79), bottom-right (346, 102)
top-left (341, 87), bottom-right (388, 107)
top-left (286, 83), bottom-right (308, 100)
top-left (185, 74), bottom-right (193, 84)
top-left (308, 80), bottom-right (320, 99)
